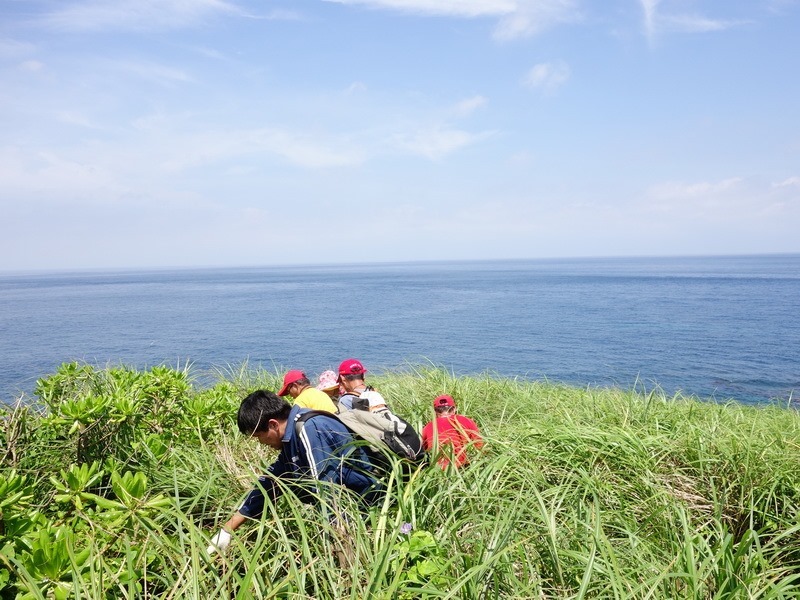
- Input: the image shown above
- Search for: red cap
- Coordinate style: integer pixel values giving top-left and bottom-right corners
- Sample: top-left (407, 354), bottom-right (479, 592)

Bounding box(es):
top-left (337, 358), bottom-right (367, 380)
top-left (434, 394), bottom-right (456, 408)
top-left (278, 370), bottom-right (306, 396)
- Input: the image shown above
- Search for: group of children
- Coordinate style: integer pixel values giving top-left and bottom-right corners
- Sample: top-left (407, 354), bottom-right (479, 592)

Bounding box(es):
top-left (207, 358), bottom-right (483, 554)
top-left (281, 358), bottom-right (483, 468)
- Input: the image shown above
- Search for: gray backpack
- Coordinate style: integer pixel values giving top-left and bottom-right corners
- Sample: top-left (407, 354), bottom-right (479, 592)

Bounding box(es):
top-left (337, 408), bottom-right (424, 463)
top-left (295, 408), bottom-right (424, 468)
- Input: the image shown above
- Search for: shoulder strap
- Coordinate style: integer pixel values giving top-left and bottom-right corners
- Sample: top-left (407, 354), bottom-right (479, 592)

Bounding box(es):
top-left (293, 410), bottom-right (361, 463)
top-left (294, 409), bottom-right (344, 429)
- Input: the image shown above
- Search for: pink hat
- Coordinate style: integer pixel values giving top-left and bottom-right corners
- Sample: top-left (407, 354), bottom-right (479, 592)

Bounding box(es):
top-left (278, 370), bottom-right (306, 396)
top-left (316, 370), bottom-right (339, 391)
top-left (434, 394), bottom-right (456, 409)
top-left (337, 358), bottom-right (367, 380)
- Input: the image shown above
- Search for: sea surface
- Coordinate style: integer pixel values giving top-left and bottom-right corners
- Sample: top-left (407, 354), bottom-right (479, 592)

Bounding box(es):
top-left (1, 255), bottom-right (798, 406)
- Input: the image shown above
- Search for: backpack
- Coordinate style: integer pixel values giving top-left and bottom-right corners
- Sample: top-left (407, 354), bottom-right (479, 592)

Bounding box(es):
top-left (338, 407), bottom-right (425, 463)
top-left (294, 406), bottom-right (425, 473)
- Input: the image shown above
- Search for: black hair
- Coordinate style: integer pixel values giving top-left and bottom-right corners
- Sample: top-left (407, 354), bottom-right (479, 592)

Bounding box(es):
top-left (295, 376), bottom-right (311, 387)
top-left (342, 373), bottom-right (364, 382)
top-left (237, 390), bottom-right (291, 435)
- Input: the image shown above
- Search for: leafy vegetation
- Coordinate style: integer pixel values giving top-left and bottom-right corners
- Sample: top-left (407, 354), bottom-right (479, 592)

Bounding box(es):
top-left (2, 362), bottom-right (799, 598)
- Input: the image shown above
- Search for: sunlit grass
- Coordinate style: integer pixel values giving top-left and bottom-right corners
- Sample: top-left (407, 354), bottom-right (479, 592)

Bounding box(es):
top-left (2, 362), bottom-right (800, 598)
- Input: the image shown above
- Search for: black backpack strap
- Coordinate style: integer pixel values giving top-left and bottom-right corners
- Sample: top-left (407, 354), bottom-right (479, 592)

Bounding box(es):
top-left (294, 410), bottom-right (357, 453)
top-left (294, 409), bottom-right (344, 431)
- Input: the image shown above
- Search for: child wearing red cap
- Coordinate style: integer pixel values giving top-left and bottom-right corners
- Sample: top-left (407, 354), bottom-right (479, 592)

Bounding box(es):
top-left (421, 394), bottom-right (483, 468)
top-left (277, 369), bottom-right (337, 413)
top-left (336, 358), bottom-right (369, 411)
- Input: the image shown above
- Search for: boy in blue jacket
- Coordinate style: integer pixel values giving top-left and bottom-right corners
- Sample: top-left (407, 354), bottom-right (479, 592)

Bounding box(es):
top-left (208, 390), bottom-right (379, 554)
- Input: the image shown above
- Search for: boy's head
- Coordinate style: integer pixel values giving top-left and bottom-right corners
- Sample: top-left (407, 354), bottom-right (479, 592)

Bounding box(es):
top-left (238, 390), bottom-right (292, 449)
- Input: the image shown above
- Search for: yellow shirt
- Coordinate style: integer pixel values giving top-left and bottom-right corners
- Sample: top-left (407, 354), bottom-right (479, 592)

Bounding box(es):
top-left (294, 387), bottom-right (337, 413)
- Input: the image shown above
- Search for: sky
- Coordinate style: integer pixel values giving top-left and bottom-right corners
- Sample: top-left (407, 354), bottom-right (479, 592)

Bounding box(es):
top-left (1, 0), bottom-right (799, 272)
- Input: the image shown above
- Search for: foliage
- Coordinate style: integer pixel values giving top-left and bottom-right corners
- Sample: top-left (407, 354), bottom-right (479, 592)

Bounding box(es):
top-left (390, 525), bottom-right (449, 595)
top-left (1, 362), bottom-right (800, 598)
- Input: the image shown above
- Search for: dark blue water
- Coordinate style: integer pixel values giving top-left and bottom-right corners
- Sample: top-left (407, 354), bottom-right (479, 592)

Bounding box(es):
top-left (1, 255), bottom-right (798, 406)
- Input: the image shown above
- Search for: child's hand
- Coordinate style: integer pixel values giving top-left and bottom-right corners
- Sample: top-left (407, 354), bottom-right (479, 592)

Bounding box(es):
top-left (206, 529), bottom-right (232, 555)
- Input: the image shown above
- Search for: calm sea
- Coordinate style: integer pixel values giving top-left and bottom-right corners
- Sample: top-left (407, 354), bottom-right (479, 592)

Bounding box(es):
top-left (1, 255), bottom-right (798, 406)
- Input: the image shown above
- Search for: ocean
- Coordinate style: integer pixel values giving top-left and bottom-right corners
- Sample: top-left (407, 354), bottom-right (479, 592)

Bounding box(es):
top-left (1, 255), bottom-right (798, 406)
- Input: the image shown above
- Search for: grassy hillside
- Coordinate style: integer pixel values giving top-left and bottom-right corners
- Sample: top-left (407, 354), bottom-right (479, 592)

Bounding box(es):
top-left (2, 362), bottom-right (799, 598)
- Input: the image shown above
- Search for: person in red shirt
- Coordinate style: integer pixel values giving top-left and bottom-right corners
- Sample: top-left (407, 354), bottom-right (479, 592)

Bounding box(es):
top-left (421, 394), bottom-right (483, 468)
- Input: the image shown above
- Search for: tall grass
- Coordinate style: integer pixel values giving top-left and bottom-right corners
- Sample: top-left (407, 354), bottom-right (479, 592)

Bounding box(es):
top-left (2, 362), bottom-right (799, 598)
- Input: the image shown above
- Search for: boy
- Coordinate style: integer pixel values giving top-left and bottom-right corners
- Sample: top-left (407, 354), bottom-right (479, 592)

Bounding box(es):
top-left (207, 390), bottom-right (378, 553)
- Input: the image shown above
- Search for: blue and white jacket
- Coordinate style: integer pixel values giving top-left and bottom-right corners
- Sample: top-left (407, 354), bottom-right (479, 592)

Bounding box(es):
top-left (238, 405), bottom-right (378, 519)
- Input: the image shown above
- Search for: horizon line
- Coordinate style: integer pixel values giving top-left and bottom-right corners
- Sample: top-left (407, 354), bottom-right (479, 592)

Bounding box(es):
top-left (1, 251), bottom-right (799, 278)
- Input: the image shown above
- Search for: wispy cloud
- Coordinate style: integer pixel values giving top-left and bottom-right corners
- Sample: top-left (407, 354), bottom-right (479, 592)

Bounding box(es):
top-left (640, 0), bottom-right (660, 42)
top-left (638, 0), bottom-right (745, 44)
top-left (648, 177), bottom-right (743, 202)
top-left (773, 176), bottom-right (800, 188)
top-left (643, 176), bottom-right (800, 221)
top-left (113, 60), bottom-right (195, 86)
top-left (41, 0), bottom-right (240, 32)
top-left (451, 95), bottom-right (488, 118)
top-left (56, 111), bottom-right (100, 129)
top-left (767, 0), bottom-right (799, 14)
top-left (0, 124), bottom-right (366, 214)
top-left (344, 81), bottom-right (368, 95)
top-left (523, 60), bottom-right (570, 93)
top-left (255, 129), bottom-right (366, 168)
top-left (660, 14), bottom-right (746, 33)
top-left (392, 126), bottom-right (493, 160)
top-left (322, 0), bottom-right (515, 18)
top-left (0, 147), bottom-right (127, 204)
top-left (157, 127), bottom-right (367, 170)
top-left (492, 0), bottom-right (581, 41)
top-left (0, 37), bottom-right (37, 59)
top-left (258, 9), bottom-right (304, 21)
top-left (323, 0), bottom-right (580, 39)
top-left (18, 60), bottom-right (44, 72)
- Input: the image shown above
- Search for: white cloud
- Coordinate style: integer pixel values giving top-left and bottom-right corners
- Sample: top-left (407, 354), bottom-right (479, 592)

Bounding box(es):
top-left (523, 61), bottom-right (570, 92)
top-left (113, 60), bottom-right (195, 86)
top-left (642, 176), bottom-right (800, 223)
top-left (492, 0), bottom-right (580, 40)
top-left (0, 147), bottom-right (127, 204)
top-left (392, 127), bottom-right (492, 160)
top-left (18, 60), bottom-right (44, 72)
top-left (773, 176), bottom-right (800, 188)
top-left (323, 0), bottom-right (580, 39)
top-left (648, 177), bottom-right (743, 201)
top-left (638, 0), bottom-right (745, 44)
top-left (452, 95), bottom-right (488, 118)
top-left (661, 14), bottom-right (746, 33)
top-left (0, 38), bottom-right (37, 59)
top-left (345, 81), bottom-right (368, 95)
top-left (256, 130), bottom-right (366, 168)
top-left (155, 127), bottom-right (367, 170)
top-left (56, 111), bottom-right (98, 129)
top-left (0, 124), bottom-right (366, 216)
top-left (767, 0), bottom-right (799, 14)
top-left (259, 9), bottom-right (304, 21)
top-left (640, 0), bottom-right (661, 42)
top-left (41, 0), bottom-right (240, 32)
top-left (322, 0), bottom-right (515, 18)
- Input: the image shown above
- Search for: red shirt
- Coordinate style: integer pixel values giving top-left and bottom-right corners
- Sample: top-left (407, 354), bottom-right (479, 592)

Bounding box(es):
top-left (421, 414), bottom-right (483, 468)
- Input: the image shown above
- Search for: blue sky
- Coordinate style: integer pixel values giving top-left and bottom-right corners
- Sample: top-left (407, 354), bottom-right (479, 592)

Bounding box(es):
top-left (1, 0), bottom-right (799, 271)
